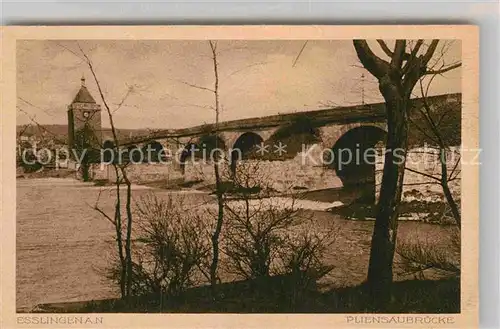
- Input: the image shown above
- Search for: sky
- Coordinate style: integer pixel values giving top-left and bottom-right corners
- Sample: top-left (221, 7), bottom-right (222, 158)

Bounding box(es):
top-left (16, 40), bottom-right (461, 130)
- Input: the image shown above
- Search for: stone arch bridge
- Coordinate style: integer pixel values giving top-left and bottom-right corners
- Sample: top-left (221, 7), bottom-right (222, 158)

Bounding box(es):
top-left (114, 103), bottom-right (389, 157)
top-left (96, 93), bottom-right (461, 201)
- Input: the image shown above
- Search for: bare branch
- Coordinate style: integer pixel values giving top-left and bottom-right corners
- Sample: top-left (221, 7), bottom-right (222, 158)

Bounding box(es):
top-left (408, 116), bottom-right (439, 145)
top-left (376, 40), bottom-right (393, 58)
top-left (18, 97), bottom-right (56, 118)
top-left (404, 167), bottom-right (442, 182)
top-left (70, 42), bottom-right (135, 298)
top-left (353, 40), bottom-right (389, 79)
top-left (403, 181), bottom-right (442, 187)
top-left (292, 41), bottom-right (309, 68)
top-left (425, 62), bottom-right (462, 75)
top-left (17, 123), bottom-right (31, 138)
top-left (225, 61), bottom-right (267, 78)
top-left (409, 39), bottom-right (424, 58)
top-left (90, 190), bottom-right (117, 226)
top-left (426, 41), bottom-right (456, 72)
top-left (401, 40), bottom-right (424, 79)
top-left (175, 103), bottom-right (215, 111)
top-left (435, 104), bottom-right (455, 127)
top-left (76, 43), bottom-right (122, 150)
top-left (112, 85), bottom-right (134, 114)
top-left (16, 106), bottom-right (66, 144)
top-left (417, 78), bottom-right (448, 149)
top-left (421, 40), bottom-right (440, 65)
top-left (93, 205), bottom-right (117, 226)
top-left (391, 40), bottom-right (407, 69)
top-left (422, 71), bottom-right (439, 99)
top-left (448, 155), bottom-right (461, 181)
top-left (158, 90), bottom-right (214, 111)
top-left (56, 42), bottom-right (87, 62)
top-left (169, 78), bottom-right (215, 94)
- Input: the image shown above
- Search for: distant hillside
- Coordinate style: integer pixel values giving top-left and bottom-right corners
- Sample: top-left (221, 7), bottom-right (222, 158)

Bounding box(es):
top-left (16, 124), bottom-right (153, 142)
top-left (17, 124), bottom-right (68, 138)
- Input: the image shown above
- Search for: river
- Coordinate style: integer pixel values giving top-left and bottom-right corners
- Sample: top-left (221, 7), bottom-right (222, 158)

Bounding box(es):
top-left (16, 178), bottom-right (214, 312)
top-left (16, 178), bottom-right (454, 312)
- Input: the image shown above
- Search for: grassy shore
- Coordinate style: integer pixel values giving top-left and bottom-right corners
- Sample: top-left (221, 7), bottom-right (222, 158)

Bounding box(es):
top-left (35, 277), bottom-right (459, 313)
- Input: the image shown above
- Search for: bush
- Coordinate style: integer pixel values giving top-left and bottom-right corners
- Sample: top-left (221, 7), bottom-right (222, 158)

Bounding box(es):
top-left (395, 227), bottom-right (460, 279)
top-left (17, 149), bottom-right (43, 173)
top-left (278, 227), bottom-right (337, 289)
top-left (107, 193), bottom-right (211, 298)
top-left (222, 160), bottom-right (337, 297)
top-left (223, 198), bottom-right (298, 279)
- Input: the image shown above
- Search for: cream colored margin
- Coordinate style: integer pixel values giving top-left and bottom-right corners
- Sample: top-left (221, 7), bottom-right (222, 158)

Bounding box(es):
top-left (1, 25), bottom-right (479, 329)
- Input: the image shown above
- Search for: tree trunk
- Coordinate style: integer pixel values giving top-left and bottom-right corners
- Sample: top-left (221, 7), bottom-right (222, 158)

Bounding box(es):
top-left (351, 39), bottom-right (459, 311)
top-left (113, 165), bottom-right (126, 298)
top-left (115, 201), bottom-right (126, 298)
top-left (440, 149), bottom-right (461, 226)
top-left (366, 81), bottom-right (409, 309)
top-left (208, 40), bottom-right (224, 290)
top-left (210, 161), bottom-right (224, 287)
top-left (125, 181), bottom-right (133, 297)
top-left (81, 163), bottom-right (90, 182)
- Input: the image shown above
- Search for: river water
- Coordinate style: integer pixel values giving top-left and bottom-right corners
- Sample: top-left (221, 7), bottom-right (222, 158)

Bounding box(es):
top-left (16, 178), bottom-right (454, 312)
top-left (16, 178), bottom-right (345, 311)
top-left (16, 178), bottom-right (214, 312)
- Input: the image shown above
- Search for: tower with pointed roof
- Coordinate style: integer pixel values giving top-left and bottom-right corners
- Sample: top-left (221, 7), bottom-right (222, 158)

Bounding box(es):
top-left (67, 76), bottom-right (102, 150)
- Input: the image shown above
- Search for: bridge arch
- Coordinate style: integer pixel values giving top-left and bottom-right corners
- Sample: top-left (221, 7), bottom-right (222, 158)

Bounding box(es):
top-left (178, 134), bottom-right (227, 173)
top-left (198, 134), bottom-right (227, 153)
top-left (127, 144), bottom-right (143, 163)
top-left (229, 132), bottom-right (264, 173)
top-left (267, 115), bottom-right (321, 159)
top-left (231, 132), bottom-right (263, 158)
top-left (327, 125), bottom-right (387, 203)
top-left (142, 140), bottom-right (165, 163)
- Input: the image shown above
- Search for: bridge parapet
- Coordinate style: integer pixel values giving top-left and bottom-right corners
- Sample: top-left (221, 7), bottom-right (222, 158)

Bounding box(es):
top-left (119, 93), bottom-right (459, 151)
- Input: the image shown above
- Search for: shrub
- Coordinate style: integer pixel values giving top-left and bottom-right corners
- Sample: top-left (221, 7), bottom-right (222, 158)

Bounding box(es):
top-left (223, 198), bottom-right (298, 279)
top-left (395, 227), bottom-right (460, 280)
top-left (278, 226), bottom-right (337, 289)
top-left (107, 193), bottom-right (211, 298)
top-left (17, 148), bottom-right (43, 173)
top-left (222, 160), bottom-right (337, 297)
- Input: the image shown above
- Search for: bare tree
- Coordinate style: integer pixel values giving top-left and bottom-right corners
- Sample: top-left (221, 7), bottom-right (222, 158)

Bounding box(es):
top-left (173, 41), bottom-right (226, 289)
top-left (396, 227), bottom-right (460, 280)
top-left (65, 44), bottom-right (136, 299)
top-left (221, 160), bottom-right (337, 307)
top-left (16, 106), bottom-right (71, 173)
top-left (207, 41), bottom-right (226, 288)
top-left (17, 123), bottom-right (31, 139)
top-left (130, 193), bottom-right (211, 297)
top-left (17, 54), bottom-right (135, 299)
top-left (222, 161), bottom-right (298, 279)
top-left (352, 40), bottom-right (461, 308)
top-left (404, 74), bottom-right (461, 226)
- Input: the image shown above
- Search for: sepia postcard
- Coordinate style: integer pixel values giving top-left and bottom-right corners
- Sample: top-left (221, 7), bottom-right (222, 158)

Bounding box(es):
top-left (1, 26), bottom-right (479, 328)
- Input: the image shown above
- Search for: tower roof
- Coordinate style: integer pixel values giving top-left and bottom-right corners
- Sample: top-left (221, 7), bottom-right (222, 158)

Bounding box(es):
top-left (71, 77), bottom-right (96, 104)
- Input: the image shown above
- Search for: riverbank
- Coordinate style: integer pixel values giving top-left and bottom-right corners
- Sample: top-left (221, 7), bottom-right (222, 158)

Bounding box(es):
top-left (16, 177), bottom-right (459, 312)
top-left (16, 176), bottom-right (455, 221)
top-left (33, 277), bottom-right (459, 313)
top-left (16, 167), bottom-right (76, 179)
